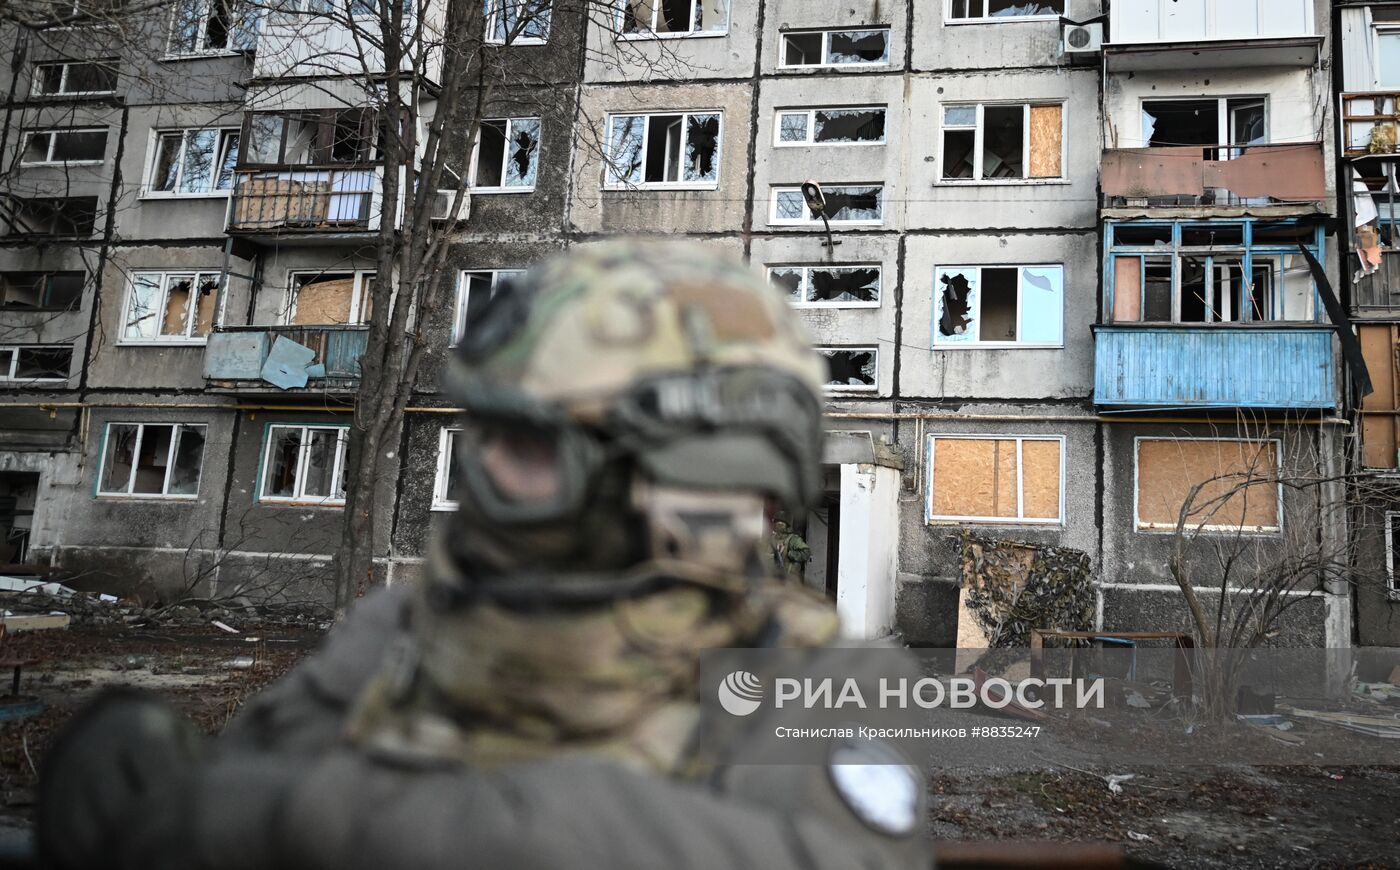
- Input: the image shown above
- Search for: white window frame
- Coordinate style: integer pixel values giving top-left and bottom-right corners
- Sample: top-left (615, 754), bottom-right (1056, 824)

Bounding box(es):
top-left (602, 111), bottom-right (724, 191)
top-left (96, 422), bottom-right (207, 500)
top-left (938, 101), bottom-right (1067, 184)
top-left (0, 345), bottom-right (72, 382)
top-left (1385, 511), bottom-right (1400, 599)
top-left (259, 424), bottom-right (349, 506)
top-left (469, 117), bottom-right (541, 193)
top-left (819, 345), bottom-right (879, 393)
top-left (1132, 437), bottom-right (1284, 535)
top-left (944, 0), bottom-right (1066, 25)
top-left (777, 28), bottom-right (891, 69)
top-left (771, 264), bottom-right (882, 309)
top-left (925, 434), bottom-right (1066, 526)
top-left (1375, 25), bottom-right (1400, 88)
top-left (769, 185), bottom-right (884, 226)
top-left (432, 427), bottom-right (460, 511)
top-left (119, 271), bottom-right (221, 344)
top-left (617, 0), bottom-right (730, 39)
top-left (285, 270), bottom-right (376, 326)
top-left (931, 264), bottom-right (1065, 348)
top-left (453, 269), bottom-right (524, 345)
top-left (485, 0), bottom-right (552, 45)
top-left (773, 107), bottom-right (887, 147)
top-left (165, 0), bottom-right (253, 57)
top-left (142, 127), bottom-right (240, 198)
top-left (19, 128), bottom-right (107, 166)
top-left (30, 60), bottom-right (117, 97)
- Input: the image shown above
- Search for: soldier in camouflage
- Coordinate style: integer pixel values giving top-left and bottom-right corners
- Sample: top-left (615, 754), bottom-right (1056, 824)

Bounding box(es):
top-left (37, 242), bottom-right (931, 870)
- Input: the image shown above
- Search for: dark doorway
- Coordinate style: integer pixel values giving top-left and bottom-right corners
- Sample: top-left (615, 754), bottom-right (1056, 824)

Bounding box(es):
top-left (0, 472), bottom-right (40, 567)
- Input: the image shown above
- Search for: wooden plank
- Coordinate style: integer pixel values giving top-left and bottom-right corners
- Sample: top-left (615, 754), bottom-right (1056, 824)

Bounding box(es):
top-left (1021, 439), bottom-right (1062, 520)
top-left (1137, 439), bottom-right (1279, 530)
top-left (1359, 324), bottom-right (1397, 468)
top-left (291, 277), bottom-right (356, 325)
top-left (932, 438), bottom-right (998, 519)
top-left (1028, 105), bottom-right (1062, 178)
top-left (1112, 257), bottom-right (1142, 322)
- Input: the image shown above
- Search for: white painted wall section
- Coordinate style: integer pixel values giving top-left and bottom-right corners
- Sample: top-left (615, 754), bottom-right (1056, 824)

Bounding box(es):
top-left (836, 462), bottom-right (900, 640)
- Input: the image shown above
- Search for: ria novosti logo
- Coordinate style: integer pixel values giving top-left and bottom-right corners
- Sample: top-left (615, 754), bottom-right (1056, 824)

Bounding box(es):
top-left (718, 671), bottom-right (764, 716)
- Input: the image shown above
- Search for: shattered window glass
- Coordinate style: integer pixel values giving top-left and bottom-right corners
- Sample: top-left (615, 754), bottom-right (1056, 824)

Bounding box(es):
top-left (824, 186), bottom-right (883, 222)
top-left (826, 30), bottom-right (889, 65)
top-left (262, 425), bottom-right (347, 504)
top-left (821, 349), bottom-right (878, 390)
top-left (504, 118), bottom-right (541, 187)
top-left (99, 423), bottom-right (206, 497)
top-left (488, 0), bottom-right (552, 43)
top-left (934, 265), bottom-right (1064, 344)
top-left (777, 112), bottom-right (808, 143)
top-left (768, 267), bottom-right (804, 301)
top-left (813, 109), bottom-right (885, 144)
top-left (126, 272), bottom-right (219, 340)
top-left (99, 424), bottom-right (138, 493)
top-left (606, 115), bottom-right (645, 185)
top-left (623, 0), bottom-right (727, 35)
top-left (454, 269), bottom-right (523, 343)
top-left (809, 267), bottom-right (881, 304)
top-left (124, 274), bottom-right (163, 340)
top-left (934, 268), bottom-right (978, 342)
top-left (683, 114), bottom-right (719, 182)
top-left (606, 113), bottom-right (719, 187)
top-left (951, 0), bottom-right (1064, 19)
top-left (8, 346), bottom-right (71, 380)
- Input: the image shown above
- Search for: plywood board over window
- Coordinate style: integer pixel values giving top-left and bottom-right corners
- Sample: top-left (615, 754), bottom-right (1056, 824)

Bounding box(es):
top-left (927, 435), bottom-right (1063, 525)
top-left (1028, 105), bottom-right (1062, 178)
top-left (1135, 438), bottom-right (1281, 532)
top-left (1359, 324), bottom-right (1400, 470)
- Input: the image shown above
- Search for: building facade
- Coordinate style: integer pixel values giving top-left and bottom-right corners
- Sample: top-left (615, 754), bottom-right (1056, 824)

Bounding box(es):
top-left (0, 0), bottom-right (1383, 647)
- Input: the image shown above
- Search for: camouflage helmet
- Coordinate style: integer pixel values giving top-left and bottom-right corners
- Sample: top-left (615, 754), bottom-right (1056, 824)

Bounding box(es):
top-left (442, 240), bottom-right (828, 586)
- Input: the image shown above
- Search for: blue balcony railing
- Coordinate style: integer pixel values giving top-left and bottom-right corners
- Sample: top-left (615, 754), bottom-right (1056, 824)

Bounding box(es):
top-left (203, 325), bottom-right (368, 391)
top-left (1094, 325), bottom-right (1335, 410)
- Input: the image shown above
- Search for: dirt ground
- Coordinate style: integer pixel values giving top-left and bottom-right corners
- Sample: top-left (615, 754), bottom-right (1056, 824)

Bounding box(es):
top-left (1, 621), bottom-right (1397, 869)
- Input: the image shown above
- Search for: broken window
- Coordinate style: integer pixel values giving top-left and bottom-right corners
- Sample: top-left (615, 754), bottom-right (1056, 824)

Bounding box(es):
top-left (933, 265), bottom-right (1064, 346)
top-left (287, 271), bottom-right (374, 325)
top-left (471, 118), bottom-right (540, 190)
top-left (486, 0), bottom-right (552, 43)
top-left (941, 102), bottom-right (1062, 180)
top-left (604, 112), bottom-right (721, 188)
top-left (97, 423), bottom-right (206, 498)
top-left (0, 346), bottom-right (72, 382)
top-left (6, 197), bottom-right (98, 236)
top-left (453, 269), bottom-right (524, 343)
top-left (621, 0), bottom-right (727, 36)
top-left (31, 60), bottom-right (117, 97)
top-left (1135, 438), bottom-right (1280, 532)
top-left (0, 272), bottom-right (84, 309)
top-left (123, 271), bottom-right (219, 341)
top-left (148, 128), bottom-right (239, 194)
top-left (433, 427), bottom-right (461, 509)
top-left (819, 347), bottom-right (878, 391)
top-left (770, 265), bottom-right (881, 307)
top-left (1107, 221), bottom-right (1318, 324)
top-left (21, 128), bottom-right (107, 165)
top-left (167, 0), bottom-right (256, 55)
top-left (779, 28), bottom-right (890, 67)
top-left (243, 109), bottom-right (376, 166)
top-left (1361, 325), bottom-right (1400, 470)
top-left (1141, 97), bottom-right (1267, 155)
top-left (260, 424), bottom-right (347, 505)
top-left (927, 435), bottom-right (1063, 525)
top-left (1389, 513), bottom-right (1400, 595)
top-left (949, 0), bottom-right (1064, 20)
top-left (771, 185), bottom-right (883, 224)
top-left (774, 107), bottom-right (886, 146)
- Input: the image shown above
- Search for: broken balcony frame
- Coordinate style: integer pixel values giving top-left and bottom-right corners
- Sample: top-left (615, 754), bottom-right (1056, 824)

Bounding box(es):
top-left (1343, 91), bottom-right (1400, 159)
top-left (773, 106), bottom-right (887, 147)
top-left (818, 346), bottom-right (879, 392)
top-left (939, 102), bottom-right (1065, 183)
top-left (777, 28), bottom-right (891, 69)
top-left (485, 0), bottom-right (552, 45)
top-left (932, 264), bottom-right (1065, 348)
top-left (770, 185), bottom-right (884, 226)
top-left (0, 345), bottom-right (72, 382)
top-left (453, 269), bottom-right (523, 344)
top-left (1103, 219), bottom-right (1324, 325)
top-left (769, 264), bottom-right (882, 308)
top-left (945, 0), bottom-right (1065, 23)
top-left (95, 422), bottom-right (207, 500)
top-left (432, 426), bottom-right (461, 511)
top-left (468, 117), bottom-right (541, 193)
top-left (120, 270), bottom-right (221, 343)
top-left (258, 423), bottom-right (349, 507)
top-left (603, 111), bottom-right (722, 190)
top-left (19, 128), bottom-right (108, 166)
top-left (618, 0), bottom-right (728, 38)
top-left (924, 434), bottom-right (1065, 526)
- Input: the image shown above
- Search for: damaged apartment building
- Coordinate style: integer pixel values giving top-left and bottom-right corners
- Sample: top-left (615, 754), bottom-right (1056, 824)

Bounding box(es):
top-left (0, 0), bottom-right (1388, 648)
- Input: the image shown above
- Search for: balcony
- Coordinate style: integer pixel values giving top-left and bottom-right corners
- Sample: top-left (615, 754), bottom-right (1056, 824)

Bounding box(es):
top-left (1353, 250), bottom-right (1400, 314)
top-left (1100, 144), bottom-right (1327, 218)
top-left (1342, 92), bottom-right (1400, 160)
top-left (227, 167), bottom-right (382, 240)
top-left (203, 325), bottom-right (367, 395)
top-left (1094, 325), bottom-right (1335, 410)
top-left (1106, 0), bottom-right (1319, 71)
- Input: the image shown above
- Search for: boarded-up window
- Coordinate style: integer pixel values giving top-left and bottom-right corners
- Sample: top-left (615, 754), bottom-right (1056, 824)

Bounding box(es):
top-left (1135, 438), bottom-right (1280, 532)
top-left (289, 272), bottom-right (373, 325)
top-left (927, 436), bottom-right (1063, 524)
top-left (1360, 324), bottom-right (1400, 470)
top-left (1028, 105), bottom-right (1062, 178)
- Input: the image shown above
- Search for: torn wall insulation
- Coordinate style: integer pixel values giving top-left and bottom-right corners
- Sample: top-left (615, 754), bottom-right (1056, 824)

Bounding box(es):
top-left (1359, 325), bottom-right (1399, 469)
top-left (824, 350), bottom-right (876, 387)
top-left (1028, 105), bottom-right (1062, 178)
top-left (1295, 242), bottom-right (1373, 398)
top-left (828, 30), bottom-right (889, 64)
top-left (1136, 439), bottom-right (1279, 530)
top-left (959, 532), bottom-right (1094, 649)
top-left (1101, 146), bottom-right (1325, 203)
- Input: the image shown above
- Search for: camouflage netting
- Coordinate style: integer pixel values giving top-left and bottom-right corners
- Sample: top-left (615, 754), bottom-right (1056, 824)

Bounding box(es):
top-left (960, 532), bottom-right (1095, 648)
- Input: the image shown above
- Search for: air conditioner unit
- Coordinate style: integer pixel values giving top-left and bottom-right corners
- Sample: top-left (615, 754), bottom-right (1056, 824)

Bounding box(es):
top-left (430, 189), bottom-right (471, 223)
top-left (1062, 22), bottom-right (1103, 54)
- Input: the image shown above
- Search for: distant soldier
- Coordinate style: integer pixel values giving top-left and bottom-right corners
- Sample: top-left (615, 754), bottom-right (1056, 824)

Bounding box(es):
top-left (39, 242), bottom-right (930, 870)
top-left (770, 516), bottom-right (812, 581)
